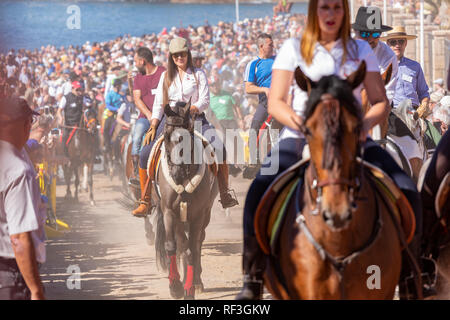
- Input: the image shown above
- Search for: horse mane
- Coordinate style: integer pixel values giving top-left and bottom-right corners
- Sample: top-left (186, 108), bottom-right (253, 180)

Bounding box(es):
top-left (163, 101), bottom-right (197, 185)
top-left (304, 75), bottom-right (362, 170)
top-left (304, 75), bottom-right (362, 122)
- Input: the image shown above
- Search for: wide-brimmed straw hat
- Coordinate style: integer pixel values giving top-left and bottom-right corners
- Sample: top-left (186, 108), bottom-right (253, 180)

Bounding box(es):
top-left (380, 26), bottom-right (417, 41)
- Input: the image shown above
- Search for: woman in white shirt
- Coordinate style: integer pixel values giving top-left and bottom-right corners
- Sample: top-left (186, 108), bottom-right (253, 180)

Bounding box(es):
top-left (132, 38), bottom-right (238, 217)
top-left (237, 0), bottom-right (423, 300)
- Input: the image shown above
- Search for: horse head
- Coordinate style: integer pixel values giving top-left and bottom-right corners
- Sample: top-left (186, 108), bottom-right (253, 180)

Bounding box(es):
top-left (163, 98), bottom-right (196, 185)
top-left (83, 107), bottom-right (97, 134)
top-left (295, 61), bottom-right (366, 230)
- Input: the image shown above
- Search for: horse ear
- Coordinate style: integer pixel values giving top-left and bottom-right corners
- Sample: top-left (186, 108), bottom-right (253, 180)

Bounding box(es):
top-left (346, 60), bottom-right (366, 89)
top-left (294, 66), bottom-right (316, 93)
top-left (382, 63), bottom-right (392, 86)
top-left (185, 97), bottom-right (192, 112)
top-left (164, 104), bottom-right (177, 117)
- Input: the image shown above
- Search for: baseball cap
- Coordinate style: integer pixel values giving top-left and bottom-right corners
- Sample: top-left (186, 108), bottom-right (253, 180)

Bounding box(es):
top-left (0, 97), bottom-right (39, 123)
top-left (72, 81), bottom-right (82, 89)
top-left (169, 37), bottom-right (188, 54)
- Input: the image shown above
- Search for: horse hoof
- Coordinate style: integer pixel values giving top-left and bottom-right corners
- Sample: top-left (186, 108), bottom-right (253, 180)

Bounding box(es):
top-left (184, 294), bottom-right (195, 300)
top-left (170, 280), bottom-right (184, 299)
top-left (195, 283), bottom-right (204, 294)
top-left (90, 200), bottom-right (95, 206)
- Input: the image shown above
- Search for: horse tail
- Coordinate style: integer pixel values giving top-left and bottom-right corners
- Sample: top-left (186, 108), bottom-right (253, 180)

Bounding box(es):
top-left (155, 206), bottom-right (168, 272)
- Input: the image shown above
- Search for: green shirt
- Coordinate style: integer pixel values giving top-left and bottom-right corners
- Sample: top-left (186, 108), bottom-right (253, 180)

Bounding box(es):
top-left (210, 91), bottom-right (236, 120)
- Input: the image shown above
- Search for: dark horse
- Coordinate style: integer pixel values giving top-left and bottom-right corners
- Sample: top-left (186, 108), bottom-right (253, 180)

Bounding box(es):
top-left (259, 62), bottom-right (405, 299)
top-left (419, 130), bottom-right (450, 298)
top-left (154, 100), bottom-right (219, 300)
top-left (63, 107), bottom-right (97, 205)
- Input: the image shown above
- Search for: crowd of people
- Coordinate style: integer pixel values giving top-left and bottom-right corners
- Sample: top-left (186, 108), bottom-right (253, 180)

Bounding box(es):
top-left (0, 13), bottom-right (307, 131)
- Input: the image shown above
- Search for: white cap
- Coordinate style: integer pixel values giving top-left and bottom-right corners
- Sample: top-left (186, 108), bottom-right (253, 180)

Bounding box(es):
top-left (434, 78), bottom-right (444, 85)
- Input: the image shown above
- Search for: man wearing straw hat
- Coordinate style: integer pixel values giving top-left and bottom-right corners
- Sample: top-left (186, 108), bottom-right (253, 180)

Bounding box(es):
top-left (381, 26), bottom-right (430, 183)
top-left (381, 26), bottom-right (430, 118)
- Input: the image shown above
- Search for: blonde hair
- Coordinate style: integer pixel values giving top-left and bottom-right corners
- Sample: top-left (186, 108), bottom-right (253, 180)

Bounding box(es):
top-left (300, 0), bottom-right (354, 65)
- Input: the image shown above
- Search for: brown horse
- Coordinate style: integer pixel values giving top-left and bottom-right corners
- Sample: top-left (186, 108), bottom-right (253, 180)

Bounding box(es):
top-left (154, 101), bottom-right (219, 300)
top-left (261, 62), bottom-right (404, 299)
top-left (63, 107), bottom-right (97, 205)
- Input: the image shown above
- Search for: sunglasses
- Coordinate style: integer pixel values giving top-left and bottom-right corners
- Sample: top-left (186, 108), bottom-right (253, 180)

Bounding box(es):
top-left (387, 39), bottom-right (406, 46)
top-left (360, 31), bottom-right (381, 39)
top-left (172, 52), bottom-right (187, 59)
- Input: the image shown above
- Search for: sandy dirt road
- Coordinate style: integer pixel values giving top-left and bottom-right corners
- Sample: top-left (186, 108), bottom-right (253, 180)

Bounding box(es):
top-left (39, 166), bottom-right (267, 300)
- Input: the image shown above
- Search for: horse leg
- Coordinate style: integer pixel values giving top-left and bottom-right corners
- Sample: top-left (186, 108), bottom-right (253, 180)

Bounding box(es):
top-left (63, 164), bottom-right (72, 199)
top-left (193, 222), bottom-right (207, 295)
top-left (164, 209), bottom-right (184, 299)
top-left (74, 164), bottom-right (80, 202)
top-left (183, 221), bottom-right (197, 300)
top-left (88, 163), bottom-right (95, 206)
top-left (82, 164), bottom-right (88, 192)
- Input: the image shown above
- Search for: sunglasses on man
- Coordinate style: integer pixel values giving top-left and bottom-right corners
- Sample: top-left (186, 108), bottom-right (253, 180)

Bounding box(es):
top-left (359, 31), bottom-right (381, 39)
top-left (387, 39), bottom-right (406, 47)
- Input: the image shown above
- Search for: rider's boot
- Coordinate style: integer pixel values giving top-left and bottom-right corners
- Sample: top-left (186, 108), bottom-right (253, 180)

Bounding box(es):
top-left (235, 236), bottom-right (265, 300)
top-left (132, 168), bottom-right (152, 218)
top-left (129, 155), bottom-right (141, 187)
top-left (217, 163), bottom-right (239, 209)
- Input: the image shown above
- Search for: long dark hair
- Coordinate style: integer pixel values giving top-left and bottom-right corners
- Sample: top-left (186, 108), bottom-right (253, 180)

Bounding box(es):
top-left (163, 50), bottom-right (197, 106)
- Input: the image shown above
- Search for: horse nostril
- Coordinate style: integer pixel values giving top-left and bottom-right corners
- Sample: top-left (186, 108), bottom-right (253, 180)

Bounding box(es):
top-left (322, 210), bottom-right (332, 221)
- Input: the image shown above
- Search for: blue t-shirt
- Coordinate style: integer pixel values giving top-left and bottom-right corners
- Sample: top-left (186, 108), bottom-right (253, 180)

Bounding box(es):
top-left (244, 56), bottom-right (275, 88)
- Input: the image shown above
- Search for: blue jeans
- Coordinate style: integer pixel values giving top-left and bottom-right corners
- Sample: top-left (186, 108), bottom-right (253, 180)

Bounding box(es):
top-left (243, 137), bottom-right (305, 236)
top-left (132, 118), bottom-right (150, 156)
top-left (243, 137), bottom-right (422, 238)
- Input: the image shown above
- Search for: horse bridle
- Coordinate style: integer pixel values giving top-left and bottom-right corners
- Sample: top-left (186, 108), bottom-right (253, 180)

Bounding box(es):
top-left (303, 134), bottom-right (364, 216)
top-left (295, 169), bottom-right (383, 299)
top-left (165, 115), bottom-right (190, 128)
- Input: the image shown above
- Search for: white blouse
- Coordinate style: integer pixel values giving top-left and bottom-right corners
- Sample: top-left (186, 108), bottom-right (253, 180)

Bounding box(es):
top-left (152, 68), bottom-right (210, 121)
top-left (272, 37), bottom-right (380, 140)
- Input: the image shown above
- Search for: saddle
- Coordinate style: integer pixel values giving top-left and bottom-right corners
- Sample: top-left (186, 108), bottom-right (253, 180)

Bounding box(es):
top-left (254, 157), bottom-right (416, 256)
top-left (254, 158), bottom-right (309, 255)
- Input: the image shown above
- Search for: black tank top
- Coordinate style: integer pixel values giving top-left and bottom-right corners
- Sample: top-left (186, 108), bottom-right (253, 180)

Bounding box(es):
top-left (64, 92), bottom-right (83, 126)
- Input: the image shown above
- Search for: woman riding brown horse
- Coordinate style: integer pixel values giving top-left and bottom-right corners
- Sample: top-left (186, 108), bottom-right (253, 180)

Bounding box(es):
top-left (261, 63), bottom-right (404, 299)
